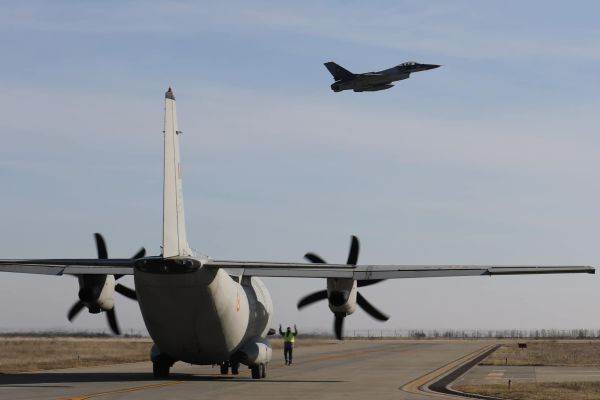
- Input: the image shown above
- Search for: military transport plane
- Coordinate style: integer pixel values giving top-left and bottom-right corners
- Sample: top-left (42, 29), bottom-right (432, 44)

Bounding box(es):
top-left (325, 61), bottom-right (440, 92)
top-left (0, 88), bottom-right (594, 380)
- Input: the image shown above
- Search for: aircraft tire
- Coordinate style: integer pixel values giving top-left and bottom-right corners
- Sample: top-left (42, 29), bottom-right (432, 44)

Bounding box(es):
top-left (220, 362), bottom-right (229, 375)
top-left (152, 361), bottom-right (170, 378)
top-left (231, 362), bottom-right (240, 375)
top-left (260, 363), bottom-right (267, 379)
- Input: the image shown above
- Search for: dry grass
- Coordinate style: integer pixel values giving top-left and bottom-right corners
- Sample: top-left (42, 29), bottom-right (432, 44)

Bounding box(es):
top-left (0, 337), bottom-right (152, 373)
top-left (456, 382), bottom-right (600, 400)
top-left (482, 341), bottom-right (600, 366)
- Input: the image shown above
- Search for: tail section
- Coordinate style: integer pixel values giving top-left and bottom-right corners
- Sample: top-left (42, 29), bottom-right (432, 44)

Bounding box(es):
top-left (162, 87), bottom-right (192, 258)
top-left (324, 62), bottom-right (354, 81)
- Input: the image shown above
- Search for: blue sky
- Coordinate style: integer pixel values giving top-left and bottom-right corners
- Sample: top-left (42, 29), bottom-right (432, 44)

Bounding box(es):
top-left (2, 1), bottom-right (600, 334)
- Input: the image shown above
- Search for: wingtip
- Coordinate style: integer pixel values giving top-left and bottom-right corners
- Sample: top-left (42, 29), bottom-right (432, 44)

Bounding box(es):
top-left (165, 86), bottom-right (175, 100)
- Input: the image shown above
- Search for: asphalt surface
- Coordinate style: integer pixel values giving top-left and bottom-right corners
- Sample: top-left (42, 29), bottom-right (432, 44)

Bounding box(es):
top-left (0, 339), bottom-right (488, 400)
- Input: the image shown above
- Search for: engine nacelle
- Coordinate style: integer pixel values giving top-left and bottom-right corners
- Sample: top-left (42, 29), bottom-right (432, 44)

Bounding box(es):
top-left (237, 338), bottom-right (272, 366)
top-left (327, 278), bottom-right (357, 315)
top-left (77, 274), bottom-right (115, 313)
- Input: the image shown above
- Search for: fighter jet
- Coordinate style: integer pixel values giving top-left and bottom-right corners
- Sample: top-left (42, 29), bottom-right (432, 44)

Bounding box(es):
top-left (324, 61), bottom-right (440, 92)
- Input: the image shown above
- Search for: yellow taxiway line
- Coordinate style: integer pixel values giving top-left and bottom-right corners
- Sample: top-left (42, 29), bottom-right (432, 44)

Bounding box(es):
top-left (400, 344), bottom-right (496, 398)
top-left (59, 380), bottom-right (183, 400)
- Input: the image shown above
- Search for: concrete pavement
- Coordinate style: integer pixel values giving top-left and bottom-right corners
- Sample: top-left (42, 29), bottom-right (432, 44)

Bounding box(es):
top-left (0, 339), bottom-right (489, 400)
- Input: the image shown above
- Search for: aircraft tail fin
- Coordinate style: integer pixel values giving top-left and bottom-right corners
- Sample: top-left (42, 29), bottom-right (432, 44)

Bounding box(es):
top-left (162, 87), bottom-right (192, 258)
top-left (324, 62), bottom-right (354, 81)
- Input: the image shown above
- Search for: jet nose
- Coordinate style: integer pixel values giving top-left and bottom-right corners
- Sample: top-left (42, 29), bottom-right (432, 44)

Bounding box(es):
top-left (423, 64), bottom-right (441, 70)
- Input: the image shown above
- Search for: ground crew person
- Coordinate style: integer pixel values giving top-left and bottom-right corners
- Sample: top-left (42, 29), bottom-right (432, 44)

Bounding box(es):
top-left (279, 324), bottom-right (298, 365)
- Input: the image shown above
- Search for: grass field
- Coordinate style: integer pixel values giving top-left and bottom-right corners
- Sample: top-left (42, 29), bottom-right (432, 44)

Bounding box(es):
top-left (0, 336), bottom-right (336, 373)
top-left (455, 382), bottom-right (600, 400)
top-left (457, 341), bottom-right (600, 399)
top-left (0, 337), bottom-right (153, 373)
top-left (481, 341), bottom-right (600, 366)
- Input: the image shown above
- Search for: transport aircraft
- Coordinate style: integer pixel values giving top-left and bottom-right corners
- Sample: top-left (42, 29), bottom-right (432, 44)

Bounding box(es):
top-left (0, 88), bottom-right (594, 379)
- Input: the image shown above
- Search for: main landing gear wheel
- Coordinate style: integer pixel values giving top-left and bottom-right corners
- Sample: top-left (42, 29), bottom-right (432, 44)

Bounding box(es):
top-left (220, 362), bottom-right (229, 375)
top-left (251, 365), bottom-right (260, 379)
top-left (231, 361), bottom-right (240, 375)
top-left (250, 363), bottom-right (267, 379)
top-left (153, 360), bottom-right (171, 378)
top-left (260, 363), bottom-right (267, 378)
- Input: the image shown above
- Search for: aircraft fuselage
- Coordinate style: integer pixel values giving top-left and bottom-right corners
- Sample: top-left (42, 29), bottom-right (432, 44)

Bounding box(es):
top-left (134, 258), bottom-right (273, 366)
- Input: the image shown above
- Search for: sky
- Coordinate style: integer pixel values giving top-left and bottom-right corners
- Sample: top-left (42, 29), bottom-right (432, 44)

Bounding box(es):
top-left (2, 1), bottom-right (600, 335)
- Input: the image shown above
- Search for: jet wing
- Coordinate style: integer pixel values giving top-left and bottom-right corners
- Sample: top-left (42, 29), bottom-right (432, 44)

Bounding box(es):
top-left (0, 259), bottom-right (135, 275)
top-left (205, 261), bottom-right (595, 280)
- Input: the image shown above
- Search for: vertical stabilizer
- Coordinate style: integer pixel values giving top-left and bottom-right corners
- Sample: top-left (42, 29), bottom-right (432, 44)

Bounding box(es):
top-left (162, 87), bottom-right (191, 258)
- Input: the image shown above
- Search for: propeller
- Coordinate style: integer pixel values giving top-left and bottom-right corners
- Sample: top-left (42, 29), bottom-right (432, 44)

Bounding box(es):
top-left (297, 236), bottom-right (389, 340)
top-left (67, 233), bottom-right (145, 335)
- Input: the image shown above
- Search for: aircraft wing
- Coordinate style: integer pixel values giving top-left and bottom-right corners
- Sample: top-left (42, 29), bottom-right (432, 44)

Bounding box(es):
top-left (0, 259), bottom-right (135, 276)
top-left (0, 258), bottom-right (593, 280)
top-left (205, 261), bottom-right (595, 280)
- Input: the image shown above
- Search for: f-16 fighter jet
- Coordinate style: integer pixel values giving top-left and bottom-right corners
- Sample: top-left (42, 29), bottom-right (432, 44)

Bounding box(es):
top-left (324, 61), bottom-right (440, 92)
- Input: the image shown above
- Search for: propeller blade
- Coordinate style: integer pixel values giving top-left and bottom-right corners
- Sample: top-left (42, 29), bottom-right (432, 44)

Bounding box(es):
top-left (356, 292), bottom-right (389, 321)
top-left (334, 313), bottom-right (345, 340)
top-left (132, 247), bottom-right (146, 260)
top-left (94, 233), bottom-right (108, 259)
top-left (357, 279), bottom-right (385, 287)
top-left (106, 308), bottom-right (121, 335)
top-left (304, 253), bottom-right (326, 264)
top-left (67, 300), bottom-right (85, 321)
top-left (115, 283), bottom-right (137, 300)
top-left (346, 235), bottom-right (359, 265)
top-left (297, 290), bottom-right (328, 309)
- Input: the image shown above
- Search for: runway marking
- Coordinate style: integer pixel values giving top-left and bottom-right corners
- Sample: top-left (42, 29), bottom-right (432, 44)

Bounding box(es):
top-left (401, 344), bottom-right (497, 399)
top-left (58, 380), bottom-right (183, 400)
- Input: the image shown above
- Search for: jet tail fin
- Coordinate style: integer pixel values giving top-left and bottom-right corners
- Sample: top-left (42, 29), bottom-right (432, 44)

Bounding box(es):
top-left (324, 62), bottom-right (354, 81)
top-left (162, 87), bottom-right (192, 258)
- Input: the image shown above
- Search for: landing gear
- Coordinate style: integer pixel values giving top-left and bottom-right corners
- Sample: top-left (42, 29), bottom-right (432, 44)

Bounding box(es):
top-left (220, 361), bottom-right (240, 375)
top-left (153, 359), bottom-right (171, 378)
top-left (220, 362), bottom-right (229, 375)
top-left (150, 346), bottom-right (174, 379)
top-left (260, 363), bottom-right (267, 378)
top-left (250, 363), bottom-right (267, 379)
top-left (231, 361), bottom-right (240, 375)
top-left (251, 365), bottom-right (260, 379)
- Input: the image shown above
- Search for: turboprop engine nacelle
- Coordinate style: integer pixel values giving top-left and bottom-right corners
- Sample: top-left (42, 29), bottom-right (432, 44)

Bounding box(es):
top-left (297, 235), bottom-right (390, 340)
top-left (327, 277), bottom-right (357, 315)
top-left (77, 274), bottom-right (115, 312)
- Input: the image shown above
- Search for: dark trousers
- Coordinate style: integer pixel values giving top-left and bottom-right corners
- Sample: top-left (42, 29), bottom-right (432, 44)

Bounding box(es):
top-left (284, 342), bottom-right (294, 363)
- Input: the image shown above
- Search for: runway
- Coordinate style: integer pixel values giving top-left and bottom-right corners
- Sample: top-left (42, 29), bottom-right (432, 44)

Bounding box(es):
top-left (0, 339), bottom-right (488, 400)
